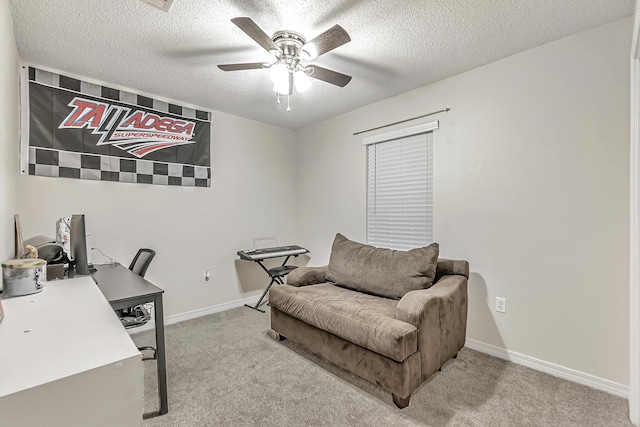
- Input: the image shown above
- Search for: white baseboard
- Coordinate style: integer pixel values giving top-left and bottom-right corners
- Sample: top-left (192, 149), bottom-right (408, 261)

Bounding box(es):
top-left (127, 295), bottom-right (260, 335)
top-left (465, 339), bottom-right (629, 398)
top-left (127, 301), bottom-right (628, 399)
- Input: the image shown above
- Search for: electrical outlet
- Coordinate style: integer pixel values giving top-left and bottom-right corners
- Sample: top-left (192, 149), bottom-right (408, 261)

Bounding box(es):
top-left (204, 269), bottom-right (212, 283)
top-left (496, 297), bottom-right (506, 313)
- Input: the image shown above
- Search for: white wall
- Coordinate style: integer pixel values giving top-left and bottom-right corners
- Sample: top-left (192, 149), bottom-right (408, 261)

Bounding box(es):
top-left (0, 0), bottom-right (20, 266)
top-left (17, 108), bottom-right (296, 316)
top-left (295, 18), bottom-right (632, 386)
top-left (4, 0), bottom-right (631, 389)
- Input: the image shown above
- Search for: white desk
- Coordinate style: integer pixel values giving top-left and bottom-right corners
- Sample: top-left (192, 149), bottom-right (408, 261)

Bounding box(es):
top-left (0, 277), bottom-right (143, 427)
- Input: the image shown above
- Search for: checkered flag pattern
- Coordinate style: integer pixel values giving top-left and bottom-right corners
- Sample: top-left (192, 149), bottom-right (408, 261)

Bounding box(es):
top-left (25, 67), bottom-right (211, 187)
top-left (28, 147), bottom-right (211, 187)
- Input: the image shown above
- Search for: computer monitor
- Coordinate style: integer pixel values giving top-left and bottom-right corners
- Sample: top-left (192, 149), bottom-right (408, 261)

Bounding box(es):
top-left (70, 214), bottom-right (93, 275)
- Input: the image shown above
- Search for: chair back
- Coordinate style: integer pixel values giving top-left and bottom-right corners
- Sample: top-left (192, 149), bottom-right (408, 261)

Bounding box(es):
top-left (129, 248), bottom-right (156, 278)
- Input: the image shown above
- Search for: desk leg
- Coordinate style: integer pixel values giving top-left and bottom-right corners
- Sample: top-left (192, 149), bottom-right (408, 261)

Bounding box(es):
top-left (154, 294), bottom-right (168, 415)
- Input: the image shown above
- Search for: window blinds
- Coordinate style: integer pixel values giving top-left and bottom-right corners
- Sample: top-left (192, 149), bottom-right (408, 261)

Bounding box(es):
top-left (366, 132), bottom-right (433, 250)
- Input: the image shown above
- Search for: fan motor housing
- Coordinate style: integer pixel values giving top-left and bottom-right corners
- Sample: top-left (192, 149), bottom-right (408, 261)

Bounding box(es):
top-left (272, 30), bottom-right (306, 57)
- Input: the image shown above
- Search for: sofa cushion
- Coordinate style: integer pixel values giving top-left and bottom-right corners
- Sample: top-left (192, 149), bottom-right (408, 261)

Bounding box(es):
top-left (326, 233), bottom-right (439, 299)
top-left (286, 266), bottom-right (328, 287)
top-left (269, 283), bottom-right (418, 362)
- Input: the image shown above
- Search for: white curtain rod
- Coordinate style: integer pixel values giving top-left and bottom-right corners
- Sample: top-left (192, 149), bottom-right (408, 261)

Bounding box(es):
top-left (353, 108), bottom-right (450, 136)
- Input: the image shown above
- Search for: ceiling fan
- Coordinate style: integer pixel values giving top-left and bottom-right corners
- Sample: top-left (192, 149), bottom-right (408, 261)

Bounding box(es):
top-left (218, 17), bottom-right (352, 105)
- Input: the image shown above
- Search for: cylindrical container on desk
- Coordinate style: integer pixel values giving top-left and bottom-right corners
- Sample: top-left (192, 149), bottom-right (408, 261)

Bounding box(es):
top-left (1, 258), bottom-right (46, 297)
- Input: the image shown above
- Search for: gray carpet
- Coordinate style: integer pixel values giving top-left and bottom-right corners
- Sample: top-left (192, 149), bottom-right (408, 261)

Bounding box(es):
top-left (133, 307), bottom-right (632, 426)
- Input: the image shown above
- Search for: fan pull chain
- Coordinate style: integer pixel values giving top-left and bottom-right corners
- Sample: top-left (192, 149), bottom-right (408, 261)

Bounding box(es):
top-left (276, 93), bottom-right (281, 104)
top-left (287, 94), bottom-right (291, 112)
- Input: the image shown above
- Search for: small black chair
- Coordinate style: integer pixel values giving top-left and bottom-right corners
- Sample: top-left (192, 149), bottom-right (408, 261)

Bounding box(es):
top-left (129, 248), bottom-right (156, 278)
top-left (119, 248), bottom-right (157, 359)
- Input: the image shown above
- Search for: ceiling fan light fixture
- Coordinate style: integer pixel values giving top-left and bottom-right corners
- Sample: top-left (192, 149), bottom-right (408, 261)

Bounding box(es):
top-left (294, 70), bottom-right (311, 92)
top-left (219, 17), bottom-right (353, 112)
top-left (273, 79), bottom-right (290, 95)
top-left (300, 48), bottom-right (314, 61)
top-left (269, 63), bottom-right (288, 84)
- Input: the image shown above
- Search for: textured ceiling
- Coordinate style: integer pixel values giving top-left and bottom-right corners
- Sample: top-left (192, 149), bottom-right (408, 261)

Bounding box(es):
top-left (8, 0), bottom-right (636, 129)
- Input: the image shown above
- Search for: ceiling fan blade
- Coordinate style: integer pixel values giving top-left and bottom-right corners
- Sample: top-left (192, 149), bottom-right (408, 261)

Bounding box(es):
top-left (302, 25), bottom-right (351, 59)
top-left (231, 17), bottom-right (280, 53)
top-left (307, 65), bottom-right (352, 87)
top-left (217, 62), bottom-right (267, 71)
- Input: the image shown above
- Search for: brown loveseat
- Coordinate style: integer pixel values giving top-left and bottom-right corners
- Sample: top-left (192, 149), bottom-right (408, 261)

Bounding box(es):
top-left (269, 233), bottom-right (469, 408)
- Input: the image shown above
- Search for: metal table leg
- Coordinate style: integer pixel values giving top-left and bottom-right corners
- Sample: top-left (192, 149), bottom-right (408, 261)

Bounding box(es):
top-left (154, 294), bottom-right (168, 415)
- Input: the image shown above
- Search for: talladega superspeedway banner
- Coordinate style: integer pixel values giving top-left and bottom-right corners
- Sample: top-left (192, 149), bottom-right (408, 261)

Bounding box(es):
top-left (21, 66), bottom-right (211, 187)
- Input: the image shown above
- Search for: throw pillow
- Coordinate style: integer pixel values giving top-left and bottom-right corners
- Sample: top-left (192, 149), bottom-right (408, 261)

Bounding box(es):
top-left (326, 233), bottom-right (439, 299)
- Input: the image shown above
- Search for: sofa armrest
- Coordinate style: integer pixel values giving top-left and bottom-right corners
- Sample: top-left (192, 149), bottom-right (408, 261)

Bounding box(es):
top-left (396, 274), bottom-right (468, 379)
top-left (435, 259), bottom-right (469, 281)
top-left (286, 266), bottom-right (328, 287)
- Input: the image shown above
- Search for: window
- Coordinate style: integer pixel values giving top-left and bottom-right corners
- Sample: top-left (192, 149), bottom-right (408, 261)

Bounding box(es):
top-left (364, 122), bottom-right (437, 250)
